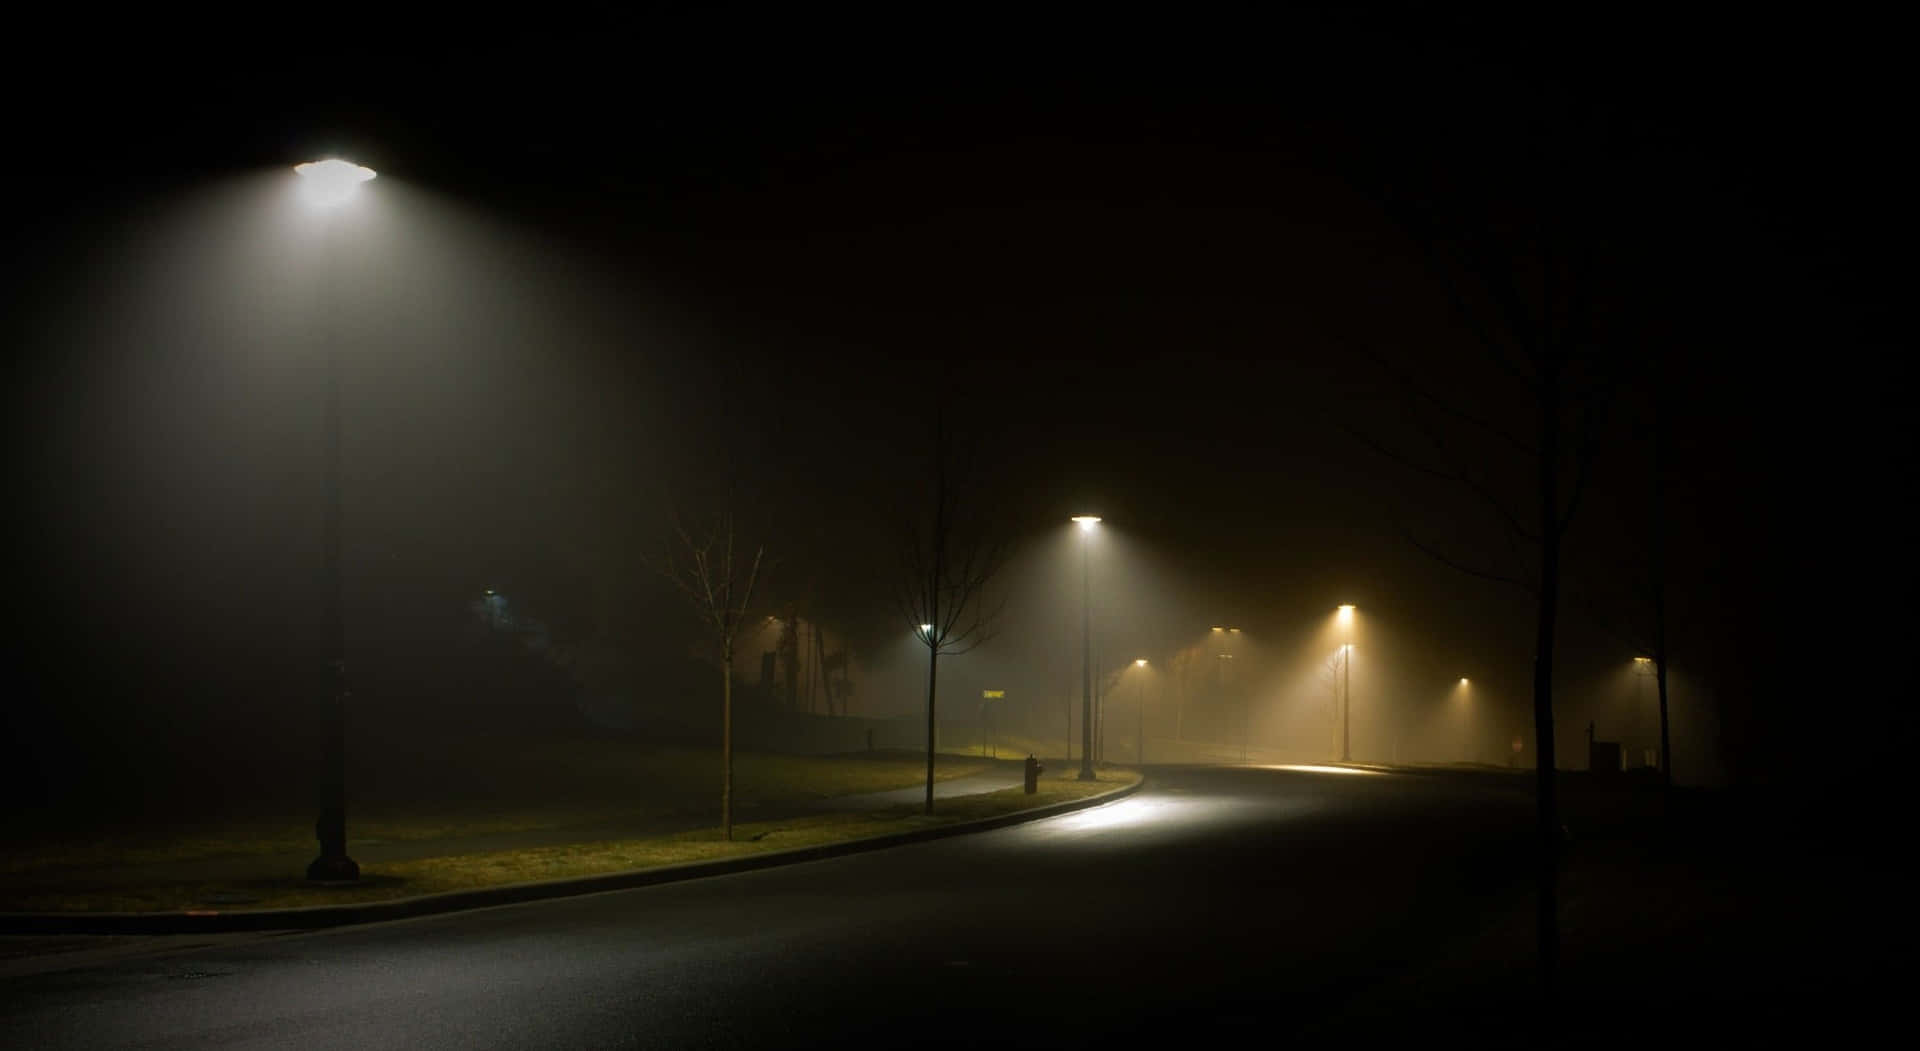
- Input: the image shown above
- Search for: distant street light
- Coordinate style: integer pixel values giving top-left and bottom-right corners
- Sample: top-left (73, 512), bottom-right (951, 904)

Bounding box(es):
top-left (1339, 645), bottom-right (1354, 763)
top-left (1207, 627), bottom-right (1246, 760)
top-left (1336, 606), bottom-right (1356, 763)
top-left (1133, 659), bottom-right (1149, 763)
top-left (1072, 516), bottom-right (1101, 780)
top-left (1455, 676), bottom-right (1472, 763)
top-left (1229, 628), bottom-right (1244, 762)
top-left (296, 157), bottom-right (376, 883)
top-left (1631, 656), bottom-right (1659, 771)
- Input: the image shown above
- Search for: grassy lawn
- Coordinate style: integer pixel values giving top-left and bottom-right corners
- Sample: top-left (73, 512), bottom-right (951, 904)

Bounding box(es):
top-left (1, 769), bottom-right (1139, 913)
top-left (4, 743), bottom-right (994, 878)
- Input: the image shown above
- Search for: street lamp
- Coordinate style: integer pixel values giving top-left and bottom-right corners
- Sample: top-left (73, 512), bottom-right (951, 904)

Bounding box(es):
top-left (1209, 627), bottom-right (1244, 760)
top-left (1632, 656), bottom-right (1657, 771)
top-left (1455, 677), bottom-right (1472, 763)
top-left (1072, 516), bottom-right (1101, 780)
top-left (1228, 628), bottom-right (1245, 762)
top-left (297, 157), bottom-right (375, 883)
top-left (1336, 606), bottom-right (1356, 763)
top-left (1338, 645), bottom-right (1355, 762)
top-left (1133, 659), bottom-right (1149, 764)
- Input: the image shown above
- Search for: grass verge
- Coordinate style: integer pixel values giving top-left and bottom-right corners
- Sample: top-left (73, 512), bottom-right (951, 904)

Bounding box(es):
top-left (4, 747), bottom-right (993, 877)
top-left (3, 769), bottom-right (1139, 914)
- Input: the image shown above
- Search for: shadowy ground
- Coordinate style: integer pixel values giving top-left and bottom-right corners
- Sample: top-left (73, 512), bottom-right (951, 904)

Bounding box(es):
top-left (1303, 769), bottom-right (1900, 1043)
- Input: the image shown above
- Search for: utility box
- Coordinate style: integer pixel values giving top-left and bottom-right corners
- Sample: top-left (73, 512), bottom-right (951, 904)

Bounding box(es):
top-left (1589, 741), bottom-right (1622, 777)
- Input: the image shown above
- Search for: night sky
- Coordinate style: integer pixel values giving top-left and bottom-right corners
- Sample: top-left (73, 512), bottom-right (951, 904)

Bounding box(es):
top-left (3, 15), bottom-right (1908, 814)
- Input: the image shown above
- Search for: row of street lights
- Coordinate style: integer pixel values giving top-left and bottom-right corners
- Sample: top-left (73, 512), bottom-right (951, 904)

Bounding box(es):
top-left (285, 156), bottom-right (1656, 890)
top-left (1073, 517), bottom-right (1377, 771)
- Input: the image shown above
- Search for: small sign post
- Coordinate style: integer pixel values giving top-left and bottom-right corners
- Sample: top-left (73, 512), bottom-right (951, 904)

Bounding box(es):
top-left (982, 691), bottom-right (1005, 757)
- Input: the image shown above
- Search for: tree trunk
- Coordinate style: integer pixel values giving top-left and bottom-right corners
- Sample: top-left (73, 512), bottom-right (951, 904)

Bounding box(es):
top-left (924, 647), bottom-right (939, 815)
top-left (722, 640), bottom-right (733, 842)
top-left (1533, 357), bottom-right (1563, 1002)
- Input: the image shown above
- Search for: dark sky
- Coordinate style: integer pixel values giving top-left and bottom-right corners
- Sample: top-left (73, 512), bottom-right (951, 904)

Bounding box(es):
top-left (4, 16), bottom-right (1909, 800)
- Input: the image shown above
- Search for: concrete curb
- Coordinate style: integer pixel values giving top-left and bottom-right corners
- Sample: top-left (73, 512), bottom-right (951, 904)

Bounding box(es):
top-left (0, 776), bottom-right (1145, 936)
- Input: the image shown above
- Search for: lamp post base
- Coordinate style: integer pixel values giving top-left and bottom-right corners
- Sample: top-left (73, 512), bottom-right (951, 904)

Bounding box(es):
top-left (306, 854), bottom-right (360, 883)
top-left (1076, 768), bottom-right (1097, 781)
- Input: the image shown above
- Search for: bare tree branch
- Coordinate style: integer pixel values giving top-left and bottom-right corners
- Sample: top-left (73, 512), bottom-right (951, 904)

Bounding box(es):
top-left (1344, 335), bottom-right (1539, 458)
top-left (1412, 217), bottom-right (1543, 395)
top-left (1395, 515), bottom-right (1529, 590)
top-left (1338, 410), bottom-right (1539, 547)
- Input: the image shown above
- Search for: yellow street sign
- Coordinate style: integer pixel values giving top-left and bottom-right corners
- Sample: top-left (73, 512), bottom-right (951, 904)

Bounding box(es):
top-left (983, 690), bottom-right (1005, 699)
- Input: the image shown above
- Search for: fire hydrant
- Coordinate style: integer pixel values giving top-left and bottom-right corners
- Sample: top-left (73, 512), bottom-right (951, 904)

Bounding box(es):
top-left (1024, 755), bottom-right (1043, 794)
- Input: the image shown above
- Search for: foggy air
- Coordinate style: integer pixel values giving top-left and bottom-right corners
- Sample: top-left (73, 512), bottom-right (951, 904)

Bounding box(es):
top-left (1, 19), bottom-right (1902, 1047)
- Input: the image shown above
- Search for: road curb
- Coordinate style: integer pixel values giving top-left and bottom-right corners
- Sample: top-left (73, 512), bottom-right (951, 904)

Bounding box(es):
top-left (0, 775), bottom-right (1145, 936)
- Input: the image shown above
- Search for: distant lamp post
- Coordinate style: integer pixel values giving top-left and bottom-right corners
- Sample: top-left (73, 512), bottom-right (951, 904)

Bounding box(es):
top-left (1209, 628), bottom-right (1245, 761)
top-left (1072, 516), bottom-right (1101, 780)
top-left (1338, 645), bottom-right (1355, 763)
top-left (1336, 606), bottom-right (1356, 763)
top-left (1134, 659), bottom-right (1149, 763)
top-left (1228, 628), bottom-right (1244, 761)
top-left (1455, 677), bottom-right (1472, 762)
top-left (1632, 656), bottom-right (1657, 770)
top-left (297, 156), bottom-right (376, 883)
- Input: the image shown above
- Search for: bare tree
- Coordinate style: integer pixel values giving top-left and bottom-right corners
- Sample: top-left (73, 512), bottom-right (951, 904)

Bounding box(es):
top-left (661, 511), bottom-right (765, 841)
top-left (893, 416), bottom-right (1009, 815)
top-left (1344, 111), bottom-right (1629, 1003)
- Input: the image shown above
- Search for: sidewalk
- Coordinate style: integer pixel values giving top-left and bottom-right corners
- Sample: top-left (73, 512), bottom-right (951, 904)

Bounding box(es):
top-left (796, 767), bottom-right (1021, 811)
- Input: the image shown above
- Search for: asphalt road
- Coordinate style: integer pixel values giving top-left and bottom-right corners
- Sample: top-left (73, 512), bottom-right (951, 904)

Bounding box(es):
top-left (0, 765), bottom-right (1540, 1048)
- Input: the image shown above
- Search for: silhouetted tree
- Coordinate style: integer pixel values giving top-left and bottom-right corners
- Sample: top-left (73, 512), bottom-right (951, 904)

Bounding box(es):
top-left (893, 415), bottom-right (1008, 815)
top-left (662, 510), bottom-right (765, 841)
top-left (1347, 103), bottom-right (1631, 1003)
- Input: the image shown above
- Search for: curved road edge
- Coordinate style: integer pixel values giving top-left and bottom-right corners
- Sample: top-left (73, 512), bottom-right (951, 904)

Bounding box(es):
top-left (1, 776), bottom-right (1147, 937)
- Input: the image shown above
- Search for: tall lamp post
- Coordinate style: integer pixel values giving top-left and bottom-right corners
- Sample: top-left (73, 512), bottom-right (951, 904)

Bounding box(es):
top-left (1133, 658), bottom-right (1149, 764)
top-left (1212, 627), bottom-right (1243, 760)
top-left (1633, 656), bottom-right (1657, 771)
top-left (1337, 605), bottom-right (1356, 763)
top-left (1456, 677), bottom-right (1472, 763)
top-left (1228, 628), bottom-right (1242, 761)
top-left (296, 158), bottom-right (375, 883)
top-left (1072, 516), bottom-right (1101, 780)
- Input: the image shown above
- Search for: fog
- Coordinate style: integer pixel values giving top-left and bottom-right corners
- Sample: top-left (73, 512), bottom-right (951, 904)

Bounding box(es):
top-left (2, 108), bottom-right (1816, 835)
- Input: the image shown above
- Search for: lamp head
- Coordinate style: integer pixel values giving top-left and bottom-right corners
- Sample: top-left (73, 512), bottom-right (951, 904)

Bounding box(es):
top-left (295, 158), bottom-right (376, 208)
